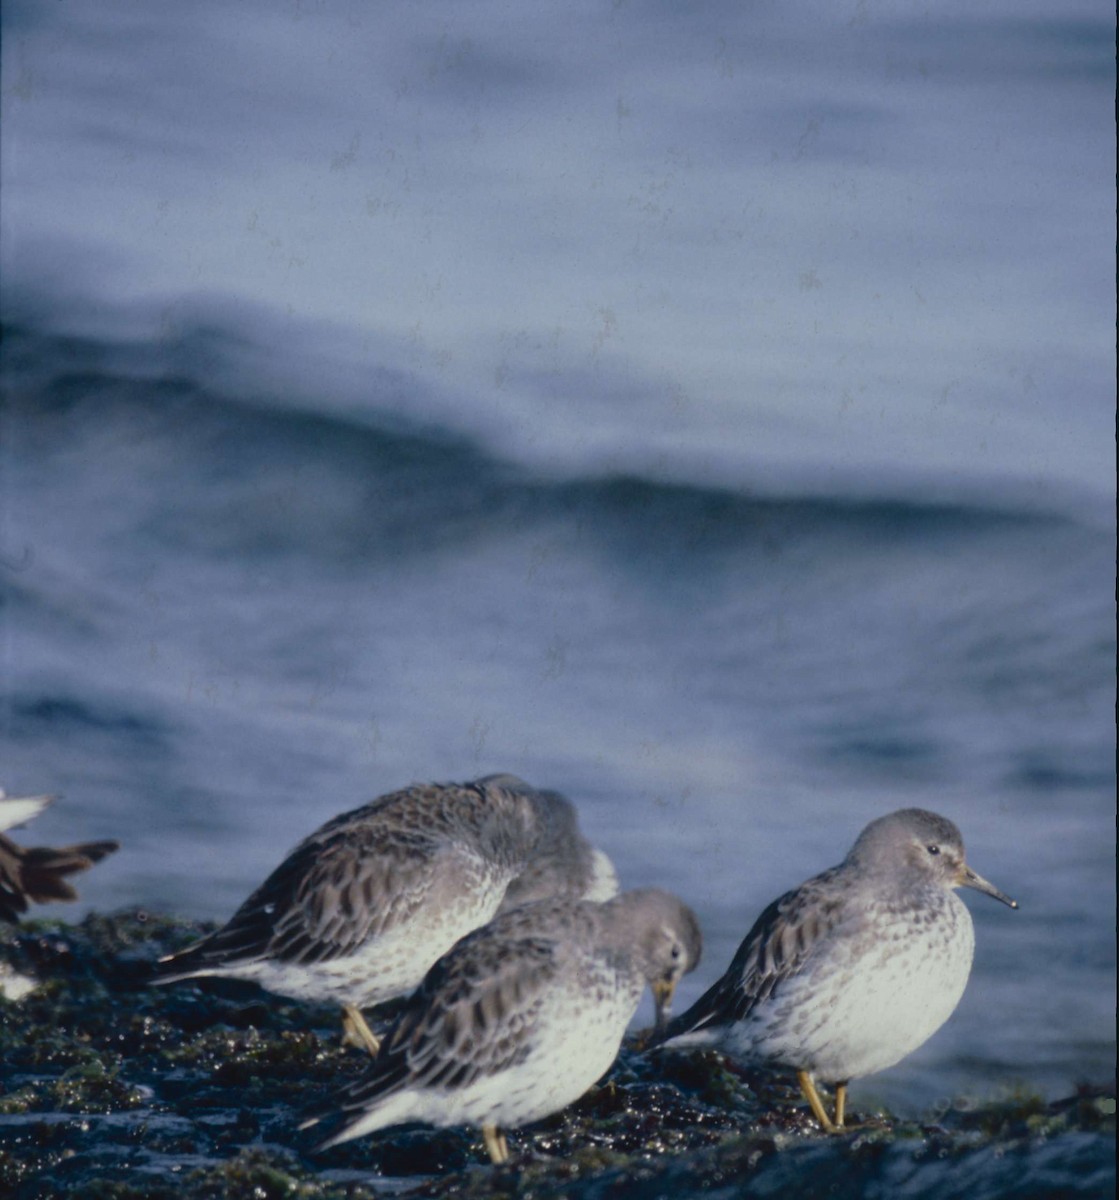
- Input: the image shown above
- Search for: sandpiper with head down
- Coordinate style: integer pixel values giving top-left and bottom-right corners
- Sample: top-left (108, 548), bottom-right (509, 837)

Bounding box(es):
top-left (302, 888), bottom-right (703, 1163)
top-left (651, 808), bottom-right (1017, 1131)
top-left (155, 774), bottom-right (617, 1053)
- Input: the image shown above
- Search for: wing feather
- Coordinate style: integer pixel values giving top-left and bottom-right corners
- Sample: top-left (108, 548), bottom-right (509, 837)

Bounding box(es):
top-left (318, 917), bottom-right (564, 1124)
top-left (157, 777), bottom-right (538, 978)
top-left (658, 867), bottom-right (849, 1041)
top-left (158, 814), bottom-right (456, 973)
top-left (0, 834), bottom-right (120, 924)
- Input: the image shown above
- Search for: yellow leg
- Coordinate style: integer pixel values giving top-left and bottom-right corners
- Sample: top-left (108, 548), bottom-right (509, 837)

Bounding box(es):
top-left (834, 1080), bottom-right (848, 1129)
top-left (340, 1003), bottom-right (381, 1057)
top-left (482, 1124), bottom-right (509, 1164)
top-left (797, 1069), bottom-right (840, 1133)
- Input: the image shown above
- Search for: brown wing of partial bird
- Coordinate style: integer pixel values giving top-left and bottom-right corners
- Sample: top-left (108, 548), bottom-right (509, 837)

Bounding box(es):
top-left (0, 836), bottom-right (120, 922)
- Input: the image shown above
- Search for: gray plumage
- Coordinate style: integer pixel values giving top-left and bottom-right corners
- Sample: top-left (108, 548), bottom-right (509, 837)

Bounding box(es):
top-left (155, 775), bottom-right (617, 1011)
top-left (303, 888), bottom-right (702, 1160)
top-left (653, 809), bottom-right (1016, 1130)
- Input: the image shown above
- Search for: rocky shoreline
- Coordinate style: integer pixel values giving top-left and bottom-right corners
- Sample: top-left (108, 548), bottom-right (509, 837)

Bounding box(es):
top-left (1, 912), bottom-right (1114, 1199)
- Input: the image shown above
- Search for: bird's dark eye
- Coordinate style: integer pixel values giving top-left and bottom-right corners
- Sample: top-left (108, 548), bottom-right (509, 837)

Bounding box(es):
top-left (670, 944), bottom-right (681, 960)
top-left (926, 844), bottom-right (940, 856)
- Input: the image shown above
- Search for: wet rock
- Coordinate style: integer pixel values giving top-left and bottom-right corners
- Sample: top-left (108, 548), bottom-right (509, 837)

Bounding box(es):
top-left (0, 912), bottom-right (1114, 1199)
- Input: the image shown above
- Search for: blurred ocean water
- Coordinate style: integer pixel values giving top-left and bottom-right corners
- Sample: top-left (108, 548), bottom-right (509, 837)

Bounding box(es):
top-left (1, 0), bottom-right (1113, 1116)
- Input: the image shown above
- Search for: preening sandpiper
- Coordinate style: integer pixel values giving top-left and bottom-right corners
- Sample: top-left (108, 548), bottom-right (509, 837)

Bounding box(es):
top-left (155, 774), bottom-right (617, 1053)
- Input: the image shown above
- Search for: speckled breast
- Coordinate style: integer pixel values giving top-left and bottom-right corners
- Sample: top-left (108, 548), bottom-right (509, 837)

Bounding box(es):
top-left (738, 891), bottom-right (977, 1083)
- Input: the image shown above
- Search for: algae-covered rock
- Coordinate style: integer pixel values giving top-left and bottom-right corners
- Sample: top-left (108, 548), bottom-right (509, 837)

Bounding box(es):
top-left (0, 912), bottom-right (1114, 1200)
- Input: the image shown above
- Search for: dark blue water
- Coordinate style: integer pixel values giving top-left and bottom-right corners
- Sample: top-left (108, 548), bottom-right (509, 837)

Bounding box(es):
top-left (1, 0), bottom-right (1114, 1120)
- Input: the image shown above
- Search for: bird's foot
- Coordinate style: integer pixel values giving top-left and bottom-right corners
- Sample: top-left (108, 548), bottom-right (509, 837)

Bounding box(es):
top-left (482, 1124), bottom-right (510, 1164)
top-left (340, 1003), bottom-right (381, 1057)
top-left (797, 1070), bottom-right (851, 1134)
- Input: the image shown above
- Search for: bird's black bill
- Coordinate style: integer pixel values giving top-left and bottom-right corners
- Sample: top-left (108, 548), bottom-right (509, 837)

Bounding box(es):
top-left (959, 865), bottom-right (1018, 909)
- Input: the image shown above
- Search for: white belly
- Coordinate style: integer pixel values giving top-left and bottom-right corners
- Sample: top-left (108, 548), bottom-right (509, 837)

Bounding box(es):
top-left (730, 894), bottom-right (976, 1082)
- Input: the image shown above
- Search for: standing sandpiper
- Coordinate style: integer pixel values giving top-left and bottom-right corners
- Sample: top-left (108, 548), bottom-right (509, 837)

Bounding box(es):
top-left (651, 808), bottom-right (1017, 1131)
